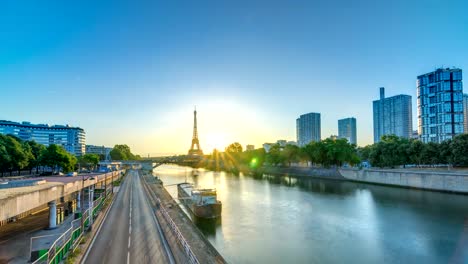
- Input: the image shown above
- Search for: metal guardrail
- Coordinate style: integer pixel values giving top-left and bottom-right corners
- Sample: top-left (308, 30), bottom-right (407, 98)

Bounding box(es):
top-left (155, 197), bottom-right (200, 264)
top-left (30, 194), bottom-right (108, 264)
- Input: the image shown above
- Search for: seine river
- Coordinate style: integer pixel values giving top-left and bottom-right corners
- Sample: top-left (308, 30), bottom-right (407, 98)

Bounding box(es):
top-left (154, 165), bottom-right (468, 264)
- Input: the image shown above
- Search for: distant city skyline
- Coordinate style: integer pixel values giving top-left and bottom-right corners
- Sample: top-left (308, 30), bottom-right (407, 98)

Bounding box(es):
top-left (1, 1), bottom-right (467, 154)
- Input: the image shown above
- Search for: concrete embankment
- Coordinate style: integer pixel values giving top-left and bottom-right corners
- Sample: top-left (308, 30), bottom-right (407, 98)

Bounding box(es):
top-left (141, 171), bottom-right (226, 264)
top-left (261, 166), bottom-right (344, 180)
top-left (340, 168), bottom-right (468, 194)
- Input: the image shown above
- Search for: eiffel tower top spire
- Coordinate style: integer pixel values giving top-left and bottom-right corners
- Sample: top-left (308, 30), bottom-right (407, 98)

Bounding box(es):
top-left (188, 107), bottom-right (203, 156)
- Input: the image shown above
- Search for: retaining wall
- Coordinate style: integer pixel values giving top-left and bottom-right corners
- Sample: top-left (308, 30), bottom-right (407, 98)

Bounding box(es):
top-left (340, 169), bottom-right (468, 193)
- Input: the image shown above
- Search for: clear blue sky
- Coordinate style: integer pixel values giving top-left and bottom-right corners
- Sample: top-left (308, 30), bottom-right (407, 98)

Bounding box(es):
top-left (1, 0), bottom-right (467, 155)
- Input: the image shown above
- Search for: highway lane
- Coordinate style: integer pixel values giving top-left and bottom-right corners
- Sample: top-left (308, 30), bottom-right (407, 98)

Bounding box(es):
top-left (83, 170), bottom-right (172, 264)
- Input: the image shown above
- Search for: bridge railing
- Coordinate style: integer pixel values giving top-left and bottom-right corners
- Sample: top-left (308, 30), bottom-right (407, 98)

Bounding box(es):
top-left (155, 197), bottom-right (200, 264)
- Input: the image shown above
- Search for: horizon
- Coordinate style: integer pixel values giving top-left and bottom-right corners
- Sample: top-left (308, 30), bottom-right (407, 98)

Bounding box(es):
top-left (1, 0), bottom-right (467, 155)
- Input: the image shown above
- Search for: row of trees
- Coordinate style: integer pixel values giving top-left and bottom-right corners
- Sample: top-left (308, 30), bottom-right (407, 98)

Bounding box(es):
top-left (359, 134), bottom-right (468, 168)
top-left (205, 138), bottom-right (360, 172)
top-left (205, 133), bottom-right (468, 171)
top-left (0, 134), bottom-right (141, 176)
top-left (0, 134), bottom-right (78, 175)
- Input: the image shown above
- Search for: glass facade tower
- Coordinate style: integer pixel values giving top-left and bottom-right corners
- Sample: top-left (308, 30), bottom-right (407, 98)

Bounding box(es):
top-left (296, 112), bottom-right (321, 146)
top-left (417, 68), bottom-right (463, 143)
top-left (338, 117), bottom-right (357, 145)
top-left (0, 120), bottom-right (86, 156)
top-left (373, 87), bottom-right (412, 142)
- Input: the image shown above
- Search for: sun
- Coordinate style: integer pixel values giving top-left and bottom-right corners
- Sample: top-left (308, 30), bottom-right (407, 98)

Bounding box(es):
top-left (204, 132), bottom-right (229, 152)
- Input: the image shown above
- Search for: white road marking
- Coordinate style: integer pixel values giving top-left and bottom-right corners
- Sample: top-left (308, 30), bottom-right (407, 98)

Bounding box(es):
top-left (127, 251), bottom-right (130, 264)
top-left (128, 235), bottom-right (131, 248)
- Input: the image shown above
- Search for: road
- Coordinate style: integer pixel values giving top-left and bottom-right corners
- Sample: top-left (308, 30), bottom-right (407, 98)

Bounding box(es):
top-left (82, 170), bottom-right (174, 264)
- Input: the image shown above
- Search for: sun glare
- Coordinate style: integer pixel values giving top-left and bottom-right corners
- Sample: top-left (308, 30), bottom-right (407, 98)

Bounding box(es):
top-left (204, 132), bottom-right (229, 152)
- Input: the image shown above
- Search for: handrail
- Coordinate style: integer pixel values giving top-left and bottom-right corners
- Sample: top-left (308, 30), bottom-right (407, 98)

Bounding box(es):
top-left (155, 197), bottom-right (200, 264)
top-left (30, 193), bottom-right (107, 264)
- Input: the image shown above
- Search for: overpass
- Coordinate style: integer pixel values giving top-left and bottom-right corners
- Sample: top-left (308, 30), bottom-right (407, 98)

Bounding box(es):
top-left (0, 171), bottom-right (123, 228)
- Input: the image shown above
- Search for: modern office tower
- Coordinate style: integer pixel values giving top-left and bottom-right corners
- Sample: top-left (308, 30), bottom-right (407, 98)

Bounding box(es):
top-left (417, 68), bottom-right (463, 143)
top-left (296, 112), bottom-right (321, 146)
top-left (86, 145), bottom-right (113, 159)
top-left (0, 120), bottom-right (86, 156)
top-left (373, 87), bottom-right (412, 142)
top-left (338, 117), bottom-right (357, 144)
top-left (464, 94), bottom-right (468, 133)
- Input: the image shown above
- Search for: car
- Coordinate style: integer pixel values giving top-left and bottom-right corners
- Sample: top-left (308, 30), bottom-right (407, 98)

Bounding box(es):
top-left (66, 172), bottom-right (77, 177)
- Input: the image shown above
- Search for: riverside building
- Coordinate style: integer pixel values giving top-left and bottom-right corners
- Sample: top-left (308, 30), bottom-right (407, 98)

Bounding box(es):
top-left (296, 112), bottom-right (321, 146)
top-left (0, 120), bottom-right (86, 156)
top-left (338, 117), bottom-right (357, 144)
top-left (417, 68), bottom-right (463, 143)
top-left (373, 87), bottom-right (412, 142)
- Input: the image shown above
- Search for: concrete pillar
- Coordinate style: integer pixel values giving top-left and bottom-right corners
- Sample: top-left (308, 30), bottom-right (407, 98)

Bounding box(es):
top-left (77, 191), bottom-right (81, 210)
top-left (88, 185), bottom-right (94, 227)
top-left (48, 201), bottom-right (57, 229)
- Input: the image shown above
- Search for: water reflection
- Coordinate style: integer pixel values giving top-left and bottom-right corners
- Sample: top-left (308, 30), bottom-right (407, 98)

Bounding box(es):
top-left (155, 165), bottom-right (468, 264)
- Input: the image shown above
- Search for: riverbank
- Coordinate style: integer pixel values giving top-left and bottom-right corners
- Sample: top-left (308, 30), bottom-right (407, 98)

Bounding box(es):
top-left (141, 170), bottom-right (226, 264)
top-left (340, 168), bottom-right (468, 194)
top-left (201, 162), bottom-right (344, 180)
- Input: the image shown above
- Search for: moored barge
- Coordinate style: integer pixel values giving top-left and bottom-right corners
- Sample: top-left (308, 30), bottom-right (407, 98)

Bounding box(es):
top-left (177, 183), bottom-right (222, 219)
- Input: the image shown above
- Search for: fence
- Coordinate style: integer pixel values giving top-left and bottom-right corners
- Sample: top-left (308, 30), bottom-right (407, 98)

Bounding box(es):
top-left (30, 194), bottom-right (108, 264)
top-left (155, 197), bottom-right (200, 264)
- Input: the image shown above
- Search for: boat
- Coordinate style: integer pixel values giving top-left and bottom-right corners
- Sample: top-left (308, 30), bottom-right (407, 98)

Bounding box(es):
top-left (177, 183), bottom-right (222, 219)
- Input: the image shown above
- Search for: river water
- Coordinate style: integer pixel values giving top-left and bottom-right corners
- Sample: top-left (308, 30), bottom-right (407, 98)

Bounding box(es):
top-left (154, 165), bottom-right (468, 264)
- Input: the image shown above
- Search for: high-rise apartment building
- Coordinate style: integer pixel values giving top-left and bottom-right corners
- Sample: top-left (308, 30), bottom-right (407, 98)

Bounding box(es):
top-left (296, 112), bottom-right (321, 146)
top-left (0, 120), bottom-right (86, 156)
top-left (338, 117), bottom-right (357, 145)
top-left (373, 87), bottom-right (412, 142)
top-left (463, 94), bottom-right (468, 133)
top-left (417, 68), bottom-right (463, 143)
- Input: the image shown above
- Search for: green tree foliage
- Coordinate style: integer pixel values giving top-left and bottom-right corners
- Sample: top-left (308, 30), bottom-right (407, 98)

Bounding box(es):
top-left (266, 144), bottom-right (286, 166)
top-left (0, 134), bottom-right (30, 173)
top-left (225, 142), bottom-right (243, 153)
top-left (40, 144), bottom-right (77, 173)
top-left (302, 139), bottom-right (359, 167)
top-left (79, 154), bottom-right (100, 170)
top-left (451, 134), bottom-right (468, 166)
top-left (24, 140), bottom-right (46, 173)
top-left (109, 144), bottom-right (139, 160)
top-left (369, 135), bottom-right (410, 168)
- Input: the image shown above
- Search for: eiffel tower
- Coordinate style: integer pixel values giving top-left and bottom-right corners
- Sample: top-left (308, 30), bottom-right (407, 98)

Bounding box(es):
top-left (188, 108), bottom-right (203, 156)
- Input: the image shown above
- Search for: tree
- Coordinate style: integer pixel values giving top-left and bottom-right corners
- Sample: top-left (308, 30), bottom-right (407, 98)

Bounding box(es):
top-left (408, 139), bottom-right (425, 166)
top-left (110, 144), bottom-right (137, 160)
top-left (369, 135), bottom-right (409, 168)
top-left (79, 154), bottom-right (100, 171)
top-left (451, 134), bottom-right (468, 166)
top-left (0, 134), bottom-right (29, 175)
top-left (225, 142), bottom-right (243, 153)
top-left (266, 144), bottom-right (285, 166)
top-left (0, 144), bottom-right (11, 176)
top-left (40, 144), bottom-right (77, 173)
top-left (439, 139), bottom-right (453, 166)
top-left (24, 140), bottom-right (46, 174)
top-left (357, 145), bottom-right (372, 161)
top-left (282, 144), bottom-right (302, 166)
top-left (421, 142), bottom-right (440, 165)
